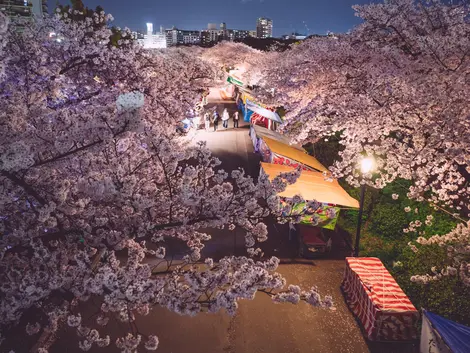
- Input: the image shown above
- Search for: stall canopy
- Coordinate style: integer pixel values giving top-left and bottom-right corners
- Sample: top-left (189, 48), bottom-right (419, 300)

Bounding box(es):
top-left (260, 136), bottom-right (328, 173)
top-left (261, 163), bottom-right (359, 208)
top-left (342, 257), bottom-right (419, 341)
top-left (250, 125), bottom-right (304, 152)
top-left (420, 310), bottom-right (470, 353)
top-left (261, 163), bottom-right (357, 229)
top-left (246, 99), bottom-right (283, 124)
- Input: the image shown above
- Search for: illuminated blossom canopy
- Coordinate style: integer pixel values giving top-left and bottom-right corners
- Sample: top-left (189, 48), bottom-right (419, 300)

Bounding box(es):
top-left (244, 0), bottom-right (470, 284)
top-left (201, 41), bottom-right (273, 86)
top-left (202, 41), bottom-right (262, 69)
top-left (0, 10), bottom-right (333, 353)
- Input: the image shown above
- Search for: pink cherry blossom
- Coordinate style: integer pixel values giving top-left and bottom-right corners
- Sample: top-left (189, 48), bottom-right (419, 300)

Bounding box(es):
top-left (238, 0), bottom-right (470, 287)
top-left (144, 336), bottom-right (159, 351)
top-left (0, 9), bottom-right (333, 352)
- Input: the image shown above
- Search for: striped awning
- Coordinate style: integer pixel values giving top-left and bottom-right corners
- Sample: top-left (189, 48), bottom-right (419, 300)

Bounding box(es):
top-left (342, 257), bottom-right (419, 341)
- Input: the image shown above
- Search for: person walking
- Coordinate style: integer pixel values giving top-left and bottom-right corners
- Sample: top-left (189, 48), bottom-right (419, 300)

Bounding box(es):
top-left (204, 112), bottom-right (211, 131)
top-left (233, 111), bottom-right (239, 128)
top-left (222, 108), bottom-right (230, 129)
top-left (212, 111), bottom-right (219, 132)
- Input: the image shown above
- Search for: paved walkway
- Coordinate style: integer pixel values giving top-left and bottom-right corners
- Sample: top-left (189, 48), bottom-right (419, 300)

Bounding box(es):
top-left (52, 263), bottom-right (369, 353)
top-left (178, 101), bottom-right (371, 353)
top-left (51, 100), bottom-right (372, 353)
top-left (192, 122), bottom-right (259, 179)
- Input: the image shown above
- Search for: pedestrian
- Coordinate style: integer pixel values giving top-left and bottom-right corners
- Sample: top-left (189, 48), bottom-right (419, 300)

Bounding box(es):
top-left (233, 111), bottom-right (239, 128)
top-left (204, 112), bottom-right (210, 131)
top-left (212, 111), bottom-right (219, 132)
top-left (222, 108), bottom-right (230, 129)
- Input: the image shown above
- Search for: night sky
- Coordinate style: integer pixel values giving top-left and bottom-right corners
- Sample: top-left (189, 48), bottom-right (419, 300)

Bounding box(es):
top-left (59, 0), bottom-right (381, 36)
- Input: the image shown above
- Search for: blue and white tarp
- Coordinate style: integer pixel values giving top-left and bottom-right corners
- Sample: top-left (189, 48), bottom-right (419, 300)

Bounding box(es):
top-left (420, 311), bottom-right (470, 353)
top-left (246, 99), bottom-right (283, 124)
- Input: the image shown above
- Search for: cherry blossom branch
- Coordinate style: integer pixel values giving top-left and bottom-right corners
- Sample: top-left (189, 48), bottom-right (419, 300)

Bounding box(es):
top-left (1, 170), bottom-right (46, 205)
top-left (31, 121), bottom-right (130, 168)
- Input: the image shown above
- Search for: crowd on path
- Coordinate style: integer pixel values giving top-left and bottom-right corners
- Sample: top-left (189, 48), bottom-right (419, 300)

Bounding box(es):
top-left (204, 108), bottom-right (240, 132)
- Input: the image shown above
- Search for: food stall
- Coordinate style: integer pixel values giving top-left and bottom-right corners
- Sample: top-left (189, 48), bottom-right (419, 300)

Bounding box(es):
top-left (250, 125), bottom-right (304, 153)
top-left (260, 162), bottom-right (359, 230)
top-left (258, 136), bottom-right (328, 173)
top-left (342, 257), bottom-right (419, 341)
top-left (296, 224), bottom-right (333, 258)
top-left (246, 99), bottom-right (282, 129)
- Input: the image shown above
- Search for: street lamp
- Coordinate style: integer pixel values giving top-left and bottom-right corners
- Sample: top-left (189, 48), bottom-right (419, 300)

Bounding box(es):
top-left (354, 157), bottom-right (375, 257)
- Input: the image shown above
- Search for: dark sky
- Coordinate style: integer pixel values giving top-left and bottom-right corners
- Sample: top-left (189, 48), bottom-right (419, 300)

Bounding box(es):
top-left (59, 0), bottom-right (381, 36)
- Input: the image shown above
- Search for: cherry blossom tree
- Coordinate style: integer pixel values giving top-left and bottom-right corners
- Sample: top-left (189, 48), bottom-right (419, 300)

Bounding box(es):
top-left (0, 10), bottom-right (333, 353)
top-left (201, 41), bottom-right (272, 86)
top-left (246, 0), bottom-right (470, 284)
top-left (201, 42), bottom-right (262, 69)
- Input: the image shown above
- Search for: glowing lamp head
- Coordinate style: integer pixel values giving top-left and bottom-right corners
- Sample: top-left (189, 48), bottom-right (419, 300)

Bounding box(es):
top-left (360, 157), bottom-right (375, 174)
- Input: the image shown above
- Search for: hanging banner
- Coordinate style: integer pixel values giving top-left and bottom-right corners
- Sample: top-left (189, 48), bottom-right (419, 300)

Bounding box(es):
top-left (272, 153), bottom-right (315, 172)
top-left (246, 99), bottom-right (283, 124)
top-left (227, 76), bottom-right (244, 87)
top-left (280, 198), bottom-right (340, 230)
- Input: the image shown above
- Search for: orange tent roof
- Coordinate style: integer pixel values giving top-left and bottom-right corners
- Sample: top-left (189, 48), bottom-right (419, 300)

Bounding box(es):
top-left (252, 125), bottom-right (305, 151)
top-left (261, 136), bottom-right (328, 173)
top-left (261, 162), bottom-right (359, 208)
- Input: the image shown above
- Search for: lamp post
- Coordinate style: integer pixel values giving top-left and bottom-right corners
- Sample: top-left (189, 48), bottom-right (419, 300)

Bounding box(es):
top-left (354, 157), bottom-right (375, 257)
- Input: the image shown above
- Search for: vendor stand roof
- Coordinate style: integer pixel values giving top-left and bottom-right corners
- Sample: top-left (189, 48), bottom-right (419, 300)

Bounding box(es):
top-left (251, 125), bottom-right (304, 151)
top-left (261, 163), bottom-right (359, 208)
top-left (261, 136), bottom-right (328, 173)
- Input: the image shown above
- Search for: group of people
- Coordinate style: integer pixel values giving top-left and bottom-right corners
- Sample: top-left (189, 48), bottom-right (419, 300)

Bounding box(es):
top-left (204, 108), bottom-right (239, 132)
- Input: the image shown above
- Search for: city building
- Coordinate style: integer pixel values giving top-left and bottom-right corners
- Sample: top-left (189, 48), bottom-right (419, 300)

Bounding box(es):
top-left (182, 30), bottom-right (200, 45)
top-left (31, 0), bottom-right (46, 16)
top-left (200, 30), bottom-right (213, 46)
top-left (1, 0), bottom-right (47, 22)
top-left (220, 22), bottom-right (227, 40)
top-left (227, 29), bottom-right (251, 42)
top-left (165, 27), bottom-right (180, 46)
top-left (137, 23), bottom-right (167, 49)
top-left (256, 17), bottom-right (273, 38)
top-left (200, 30), bottom-right (209, 46)
top-left (133, 31), bottom-right (145, 40)
top-left (165, 27), bottom-right (200, 46)
top-left (200, 23), bottom-right (220, 46)
top-left (155, 22), bottom-right (253, 47)
top-left (282, 32), bottom-right (307, 40)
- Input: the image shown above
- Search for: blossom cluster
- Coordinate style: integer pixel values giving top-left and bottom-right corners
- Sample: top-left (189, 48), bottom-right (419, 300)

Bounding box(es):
top-left (410, 222), bottom-right (470, 286)
top-left (0, 10), bottom-right (332, 353)
top-left (235, 0), bottom-right (470, 287)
